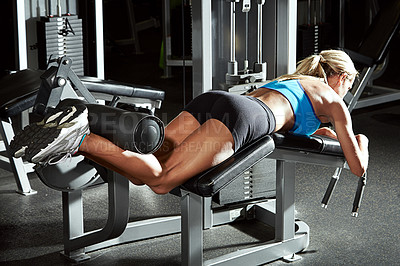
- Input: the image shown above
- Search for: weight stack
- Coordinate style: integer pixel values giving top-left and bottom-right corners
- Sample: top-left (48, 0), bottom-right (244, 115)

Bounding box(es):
top-left (213, 158), bottom-right (276, 205)
top-left (297, 24), bottom-right (319, 60)
top-left (37, 15), bottom-right (84, 75)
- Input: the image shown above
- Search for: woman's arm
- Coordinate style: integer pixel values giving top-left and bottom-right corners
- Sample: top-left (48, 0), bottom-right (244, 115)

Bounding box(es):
top-left (328, 101), bottom-right (369, 177)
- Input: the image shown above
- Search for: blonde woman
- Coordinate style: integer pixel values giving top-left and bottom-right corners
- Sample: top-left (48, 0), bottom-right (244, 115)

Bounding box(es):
top-left (11, 49), bottom-right (369, 194)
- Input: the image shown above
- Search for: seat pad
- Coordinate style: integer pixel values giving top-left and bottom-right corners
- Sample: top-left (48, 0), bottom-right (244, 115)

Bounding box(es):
top-left (0, 69), bottom-right (43, 119)
top-left (180, 133), bottom-right (343, 197)
top-left (273, 133), bottom-right (343, 156)
top-left (181, 135), bottom-right (275, 197)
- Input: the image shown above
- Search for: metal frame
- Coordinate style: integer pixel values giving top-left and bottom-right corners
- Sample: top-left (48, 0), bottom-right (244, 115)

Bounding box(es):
top-left (0, 119), bottom-right (36, 195)
top-left (180, 160), bottom-right (309, 266)
top-left (276, 0), bottom-right (297, 76)
top-left (94, 0), bottom-right (105, 79)
top-left (5, 0), bottom-right (104, 194)
top-left (162, 0), bottom-right (193, 78)
top-left (345, 65), bottom-right (400, 112)
top-left (191, 0), bottom-right (213, 97)
top-left (3, 0), bottom-right (36, 195)
top-left (58, 144), bottom-right (347, 264)
top-left (16, 0), bottom-right (28, 70)
top-left (61, 172), bottom-right (182, 262)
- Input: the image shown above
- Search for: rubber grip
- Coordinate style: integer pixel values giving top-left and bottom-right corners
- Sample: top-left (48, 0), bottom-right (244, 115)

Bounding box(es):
top-left (351, 174), bottom-right (367, 217)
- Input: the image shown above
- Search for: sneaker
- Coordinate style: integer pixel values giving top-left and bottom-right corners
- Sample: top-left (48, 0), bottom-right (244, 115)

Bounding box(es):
top-left (10, 106), bottom-right (68, 158)
top-left (24, 104), bottom-right (90, 164)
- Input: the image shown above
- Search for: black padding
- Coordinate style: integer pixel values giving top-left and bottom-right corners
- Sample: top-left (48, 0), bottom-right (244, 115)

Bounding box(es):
top-left (273, 133), bottom-right (344, 156)
top-left (181, 135), bottom-right (275, 197)
top-left (87, 103), bottom-right (165, 154)
top-left (0, 69), bottom-right (43, 120)
top-left (58, 98), bottom-right (165, 154)
top-left (0, 69), bottom-right (165, 121)
top-left (80, 76), bottom-right (165, 101)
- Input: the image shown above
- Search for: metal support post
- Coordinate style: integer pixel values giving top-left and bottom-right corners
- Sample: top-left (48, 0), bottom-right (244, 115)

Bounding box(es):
top-left (191, 0), bottom-right (212, 96)
top-left (256, 0), bottom-right (265, 65)
top-left (125, 0), bottom-right (141, 53)
top-left (16, 0), bottom-right (28, 70)
top-left (276, 0), bottom-right (297, 76)
top-left (181, 191), bottom-right (203, 266)
top-left (62, 173), bottom-right (130, 260)
top-left (62, 190), bottom-right (88, 261)
top-left (275, 160), bottom-right (296, 241)
top-left (162, 0), bottom-right (172, 78)
top-left (95, 0), bottom-right (105, 79)
top-left (227, 1), bottom-right (238, 76)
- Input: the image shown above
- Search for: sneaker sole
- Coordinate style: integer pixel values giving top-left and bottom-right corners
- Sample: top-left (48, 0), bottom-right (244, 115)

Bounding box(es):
top-left (10, 105), bottom-right (73, 157)
top-left (9, 123), bottom-right (43, 157)
top-left (26, 105), bottom-right (89, 163)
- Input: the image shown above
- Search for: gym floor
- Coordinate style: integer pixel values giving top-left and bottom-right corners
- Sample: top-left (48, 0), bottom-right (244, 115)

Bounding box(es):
top-left (1, 25), bottom-right (400, 265)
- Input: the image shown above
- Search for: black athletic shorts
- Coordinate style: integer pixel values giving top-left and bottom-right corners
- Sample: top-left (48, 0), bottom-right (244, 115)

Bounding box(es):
top-left (183, 90), bottom-right (276, 151)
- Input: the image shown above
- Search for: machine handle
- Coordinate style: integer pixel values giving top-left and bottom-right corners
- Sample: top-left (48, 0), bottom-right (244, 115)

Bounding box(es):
top-left (321, 168), bottom-right (342, 208)
top-left (351, 173), bottom-right (367, 217)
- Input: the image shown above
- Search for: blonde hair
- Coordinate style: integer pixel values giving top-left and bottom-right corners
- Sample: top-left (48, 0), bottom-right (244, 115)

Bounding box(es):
top-left (275, 50), bottom-right (358, 83)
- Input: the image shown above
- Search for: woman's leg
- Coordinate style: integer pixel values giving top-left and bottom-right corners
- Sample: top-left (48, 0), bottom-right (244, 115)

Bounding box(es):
top-left (81, 111), bottom-right (201, 186)
top-left (153, 111), bottom-right (201, 161)
top-left (80, 113), bottom-right (235, 194)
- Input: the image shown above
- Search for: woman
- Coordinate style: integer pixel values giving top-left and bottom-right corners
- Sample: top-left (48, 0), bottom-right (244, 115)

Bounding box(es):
top-left (11, 50), bottom-right (369, 194)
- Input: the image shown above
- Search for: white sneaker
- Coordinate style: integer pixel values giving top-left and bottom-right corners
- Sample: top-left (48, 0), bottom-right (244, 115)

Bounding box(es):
top-left (24, 104), bottom-right (90, 164)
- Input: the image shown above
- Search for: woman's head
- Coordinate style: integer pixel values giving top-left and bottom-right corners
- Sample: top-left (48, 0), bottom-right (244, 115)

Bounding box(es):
top-left (275, 49), bottom-right (358, 85)
top-left (295, 50), bottom-right (358, 83)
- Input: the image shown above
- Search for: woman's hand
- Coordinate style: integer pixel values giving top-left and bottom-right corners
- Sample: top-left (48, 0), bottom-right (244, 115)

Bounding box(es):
top-left (313, 127), bottom-right (337, 139)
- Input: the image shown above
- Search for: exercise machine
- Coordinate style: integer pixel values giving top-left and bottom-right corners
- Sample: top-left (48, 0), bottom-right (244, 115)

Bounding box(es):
top-left (0, 56), bottom-right (164, 195)
top-left (0, 62), bottom-right (365, 264)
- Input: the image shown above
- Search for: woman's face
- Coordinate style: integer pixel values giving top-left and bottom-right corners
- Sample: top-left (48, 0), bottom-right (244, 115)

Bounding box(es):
top-left (328, 74), bottom-right (354, 98)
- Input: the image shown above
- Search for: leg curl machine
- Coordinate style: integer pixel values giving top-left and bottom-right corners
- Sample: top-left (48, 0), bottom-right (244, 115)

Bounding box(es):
top-left (0, 57), bottom-right (366, 265)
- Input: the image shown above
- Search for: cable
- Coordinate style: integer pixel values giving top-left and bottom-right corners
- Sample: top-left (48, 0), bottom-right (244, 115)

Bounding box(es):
top-left (181, 0), bottom-right (186, 107)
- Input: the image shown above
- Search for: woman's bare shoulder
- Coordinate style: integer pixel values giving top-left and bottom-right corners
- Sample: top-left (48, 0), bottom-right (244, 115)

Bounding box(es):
top-left (299, 79), bottom-right (345, 117)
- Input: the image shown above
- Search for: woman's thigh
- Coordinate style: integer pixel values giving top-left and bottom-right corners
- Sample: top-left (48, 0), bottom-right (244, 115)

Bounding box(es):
top-left (148, 118), bottom-right (235, 193)
top-left (154, 111), bottom-right (201, 161)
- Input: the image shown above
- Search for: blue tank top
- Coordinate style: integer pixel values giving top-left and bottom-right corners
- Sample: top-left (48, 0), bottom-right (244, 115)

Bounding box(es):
top-left (261, 80), bottom-right (321, 135)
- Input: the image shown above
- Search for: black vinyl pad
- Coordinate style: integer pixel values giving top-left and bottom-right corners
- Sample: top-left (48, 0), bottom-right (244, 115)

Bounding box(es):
top-left (180, 133), bottom-right (344, 197)
top-left (181, 135), bottom-right (275, 197)
top-left (0, 69), bottom-right (165, 120)
top-left (0, 69), bottom-right (43, 119)
top-left (273, 133), bottom-right (344, 156)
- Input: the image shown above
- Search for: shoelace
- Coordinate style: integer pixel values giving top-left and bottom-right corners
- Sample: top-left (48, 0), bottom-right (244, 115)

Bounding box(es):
top-left (47, 152), bottom-right (73, 165)
top-left (44, 133), bottom-right (88, 166)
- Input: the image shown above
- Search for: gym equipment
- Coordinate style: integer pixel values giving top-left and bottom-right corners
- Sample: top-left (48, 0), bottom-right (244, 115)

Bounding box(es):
top-left (0, 55), bottom-right (367, 264)
top-left (2, 1), bottom-right (368, 263)
top-left (225, 0), bottom-right (267, 85)
top-left (52, 132), bottom-right (363, 265)
top-left (0, 56), bottom-right (165, 194)
top-left (0, 68), bottom-right (367, 266)
top-left (37, 15), bottom-right (84, 75)
top-left (343, 0), bottom-right (400, 112)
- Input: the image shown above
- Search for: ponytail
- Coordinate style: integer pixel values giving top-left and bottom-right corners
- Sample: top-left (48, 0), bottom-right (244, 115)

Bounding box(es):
top-left (274, 50), bottom-right (358, 83)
